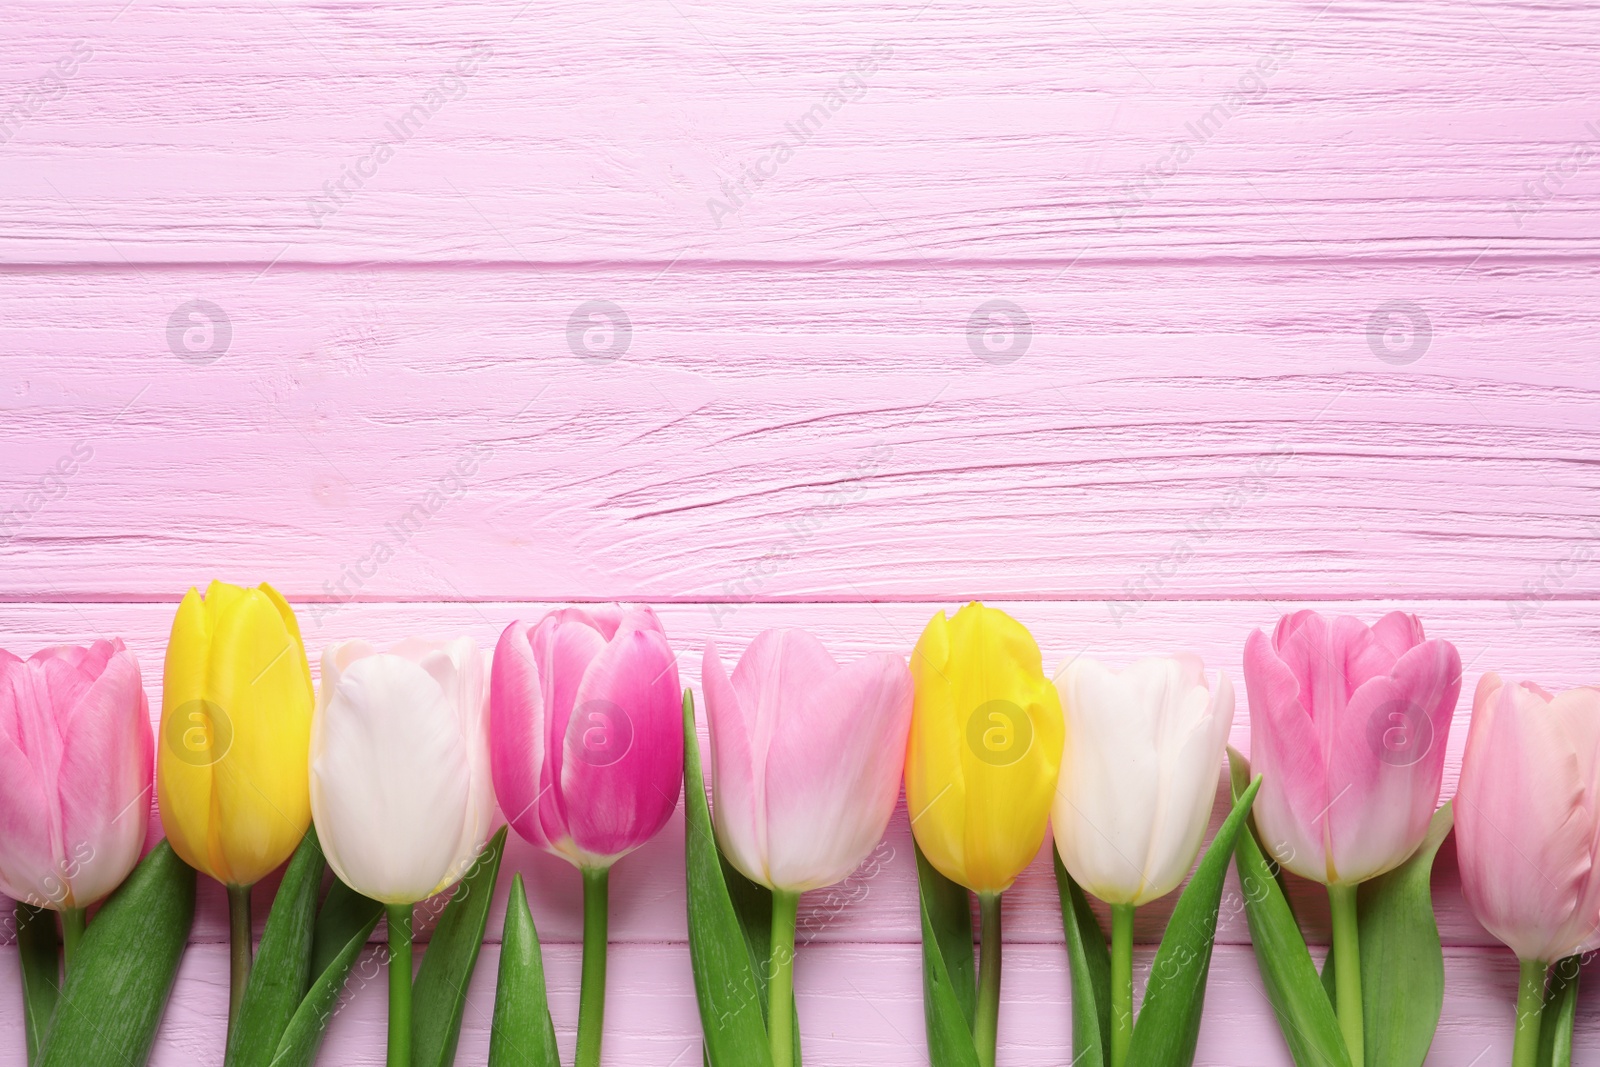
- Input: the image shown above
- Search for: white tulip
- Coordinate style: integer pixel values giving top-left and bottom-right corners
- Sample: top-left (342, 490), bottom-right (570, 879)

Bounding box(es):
top-left (310, 637), bottom-right (495, 905)
top-left (1051, 654), bottom-right (1234, 906)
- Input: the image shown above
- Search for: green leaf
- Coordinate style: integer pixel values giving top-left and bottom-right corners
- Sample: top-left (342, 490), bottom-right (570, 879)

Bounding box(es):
top-left (226, 829), bottom-right (325, 1067)
top-left (914, 841), bottom-right (982, 1067)
top-left (1354, 803), bottom-right (1451, 1067)
top-left (413, 826), bottom-right (508, 1067)
top-left (267, 889), bottom-right (383, 1067)
top-left (1126, 776), bottom-right (1261, 1067)
top-left (37, 840), bottom-right (196, 1067)
top-left (310, 877), bottom-right (382, 981)
top-left (487, 873), bottom-right (561, 1067)
top-left (15, 903), bottom-right (61, 1065)
top-left (1226, 749), bottom-right (1352, 1067)
top-left (683, 689), bottom-right (775, 1067)
top-left (1052, 848), bottom-right (1110, 1067)
top-left (1537, 955), bottom-right (1579, 1067)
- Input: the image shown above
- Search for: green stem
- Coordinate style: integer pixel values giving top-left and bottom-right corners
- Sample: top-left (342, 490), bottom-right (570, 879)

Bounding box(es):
top-left (1513, 958), bottom-right (1549, 1067)
top-left (575, 867), bottom-right (611, 1067)
top-left (973, 892), bottom-right (1003, 1067)
top-left (226, 884), bottom-right (253, 1040)
top-left (1328, 883), bottom-right (1363, 1067)
top-left (1110, 903), bottom-right (1135, 1067)
top-left (60, 907), bottom-right (86, 974)
top-left (386, 903), bottom-right (413, 1067)
top-left (768, 889), bottom-right (800, 1067)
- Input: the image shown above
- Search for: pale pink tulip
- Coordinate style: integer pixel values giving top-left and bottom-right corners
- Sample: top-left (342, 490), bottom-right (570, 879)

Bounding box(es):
top-left (1457, 675), bottom-right (1600, 963)
top-left (1244, 610), bottom-right (1460, 885)
top-left (702, 629), bottom-right (913, 892)
top-left (491, 605), bottom-right (683, 869)
top-left (0, 640), bottom-right (152, 910)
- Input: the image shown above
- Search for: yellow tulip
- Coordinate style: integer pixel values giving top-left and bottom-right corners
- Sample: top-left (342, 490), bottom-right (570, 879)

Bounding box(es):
top-left (157, 580), bottom-right (314, 888)
top-left (905, 602), bottom-right (1063, 895)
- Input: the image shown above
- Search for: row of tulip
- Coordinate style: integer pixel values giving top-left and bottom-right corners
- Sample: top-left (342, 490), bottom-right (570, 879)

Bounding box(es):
top-left (1, 585), bottom-right (1595, 1067)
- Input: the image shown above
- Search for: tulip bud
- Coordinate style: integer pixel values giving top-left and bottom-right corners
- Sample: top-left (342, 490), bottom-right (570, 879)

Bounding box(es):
top-left (904, 602), bottom-right (1063, 895)
top-left (1052, 654), bottom-right (1233, 906)
top-left (158, 581), bottom-right (315, 888)
top-left (310, 637), bottom-right (494, 905)
top-left (702, 629), bottom-right (913, 893)
top-left (490, 606), bottom-right (683, 870)
top-left (0, 640), bottom-right (152, 910)
top-left (1244, 609), bottom-right (1461, 886)
top-left (1457, 674), bottom-right (1600, 964)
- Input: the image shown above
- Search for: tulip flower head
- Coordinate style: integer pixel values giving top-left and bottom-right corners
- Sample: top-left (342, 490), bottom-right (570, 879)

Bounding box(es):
top-left (905, 602), bottom-right (1064, 895)
top-left (491, 605), bottom-right (684, 870)
top-left (702, 629), bottom-right (913, 893)
top-left (0, 640), bottom-right (152, 910)
top-left (158, 581), bottom-right (315, 888)
top-left (311, 637), bottom-right (494, 905)
top-left (1457, 675), bottom-right (1600, 964)
top-left (1053, 654), bottom-right (1233, 906)
top-left (1244, 609), bottom-right (1461, 886)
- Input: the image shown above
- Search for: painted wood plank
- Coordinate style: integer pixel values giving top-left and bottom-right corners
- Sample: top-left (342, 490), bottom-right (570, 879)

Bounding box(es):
top-left (2, 942), bottom-right (1593, 1066)
top-left (2, 265), bottom-right (1596, 601)
top-left (1, 598), bottom-right (1593, 955)
top-left (2, 1), bottom-right (1598, 263)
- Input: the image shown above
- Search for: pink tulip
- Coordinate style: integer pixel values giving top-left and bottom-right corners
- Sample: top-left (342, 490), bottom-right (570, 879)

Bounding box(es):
top-left (1244, 610), bottom-right (1461, 885)
top-left (490, 605), bottom-right (684, 868)
top-left (0, 640), bottom-right (152, 910)
top-left (701, 629), bottom-right (913, 892)
top-left (1456, 675), bottom-right (1600, 963)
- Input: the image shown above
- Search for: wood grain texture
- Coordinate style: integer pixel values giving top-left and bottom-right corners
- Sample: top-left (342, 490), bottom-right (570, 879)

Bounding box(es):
top-left (2, 264), bottom-right (1597, 602)
top-left (2, 0), bottom-right (1599, 264)
top-left (4, 0), bottom-right (1599, 1061)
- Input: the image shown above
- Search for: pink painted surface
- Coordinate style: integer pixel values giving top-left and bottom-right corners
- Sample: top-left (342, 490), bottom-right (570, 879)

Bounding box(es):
top-left (3, 0), bottom-right (1599, 1063)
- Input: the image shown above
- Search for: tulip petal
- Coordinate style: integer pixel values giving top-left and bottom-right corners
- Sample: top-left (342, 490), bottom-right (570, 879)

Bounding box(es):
top-left (203, 587), bottom-right (314, 886)
top-left (703, 640), bottom-right (768, 885)
top-left (55, 647), bottom-right (151, 905)
top-left (559, 624), bottom-right (683, 863)
top-left (312, 652), bottom-right (473, 904)
top-left (905, 610), bottom-right (969, 889)
top-left (1324, 638), bottom-right (1460, 883)
top-left (491, 621), bottom-right (554, 852)
top-left (0, 668), bottom-right (60, 905)
top-left (763, 651), bottom-right (913, 891)
top-left (949, 604), bottom-right (1063, 895)
top-left (1055, 657), bottom-right (1231, 906)
top-left (1457, 676), bottom-right (1596, 962)
top-left (1243, 628), bottom-right (1329, 881)
top-left (1055, 657), bottom-right (1156, 903)
top-left (528, 612), bottom-right (607, 850)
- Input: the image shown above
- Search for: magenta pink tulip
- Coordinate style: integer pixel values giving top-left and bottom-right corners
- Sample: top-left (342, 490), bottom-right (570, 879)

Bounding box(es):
top-left (701, 629), bottom-right (913, 893)
top-left (1244, 610), bottom-right (1461, 886)
top-left (0, 640), bottom-right (152, 911)
top-left (491, 605), bottom-right (684, 1067)
top-left (1457, 674), bottom-right (1600, 964)
top-left (490, 605), bottom-right (684, 869)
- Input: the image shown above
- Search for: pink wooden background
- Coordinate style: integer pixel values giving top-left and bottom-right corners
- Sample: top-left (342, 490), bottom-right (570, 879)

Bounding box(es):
top-left (4, 0), bottom-right (1599, 1063)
